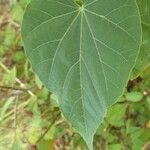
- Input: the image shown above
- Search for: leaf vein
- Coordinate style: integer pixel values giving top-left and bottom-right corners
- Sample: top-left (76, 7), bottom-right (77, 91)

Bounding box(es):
top-left (84, 12), bottom-right (109, 101)
top-left (85, 9), bottom-right (138, 43)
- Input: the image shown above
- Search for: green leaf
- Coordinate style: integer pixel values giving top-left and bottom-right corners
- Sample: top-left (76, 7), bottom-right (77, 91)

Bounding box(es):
top-left (13, 51), bottom-right (26, 63)
top-left (146, 96), bottom-right (150, 106)
top-left (0, 97), bottom-right (15, 121)
top-left (12, 137), bottom-right (21, 150)
top-left (35, 75), bottom-right (43, 89)
top-left (21, 0), bottom-right (142, 149)
top-left (11, 3), bottom-right (24, 22)
top-left (4, 67), bottom-right (17, 84)
top-left (3, 25), bottom-right (16, 47)
top-left (126, 91), bottom-right (143, 102)
top-left (37, 140), bottom-right (52, 150)
top-left (137, 0), bottom-right (150, 26)
top-left (127, 127), bottom-right (145, 150)
top-left (108, 144), bottom-right (122, 150)
top-left (132, 24), bottom-right (150, 77)
top-left (106, 104), bottom-right (127, 127)
top-left (50, 94), bottom-right (59, 108)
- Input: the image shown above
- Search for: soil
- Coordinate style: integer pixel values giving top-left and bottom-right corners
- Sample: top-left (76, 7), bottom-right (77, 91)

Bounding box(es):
top-left (0, 0), bottom-right (9, 16)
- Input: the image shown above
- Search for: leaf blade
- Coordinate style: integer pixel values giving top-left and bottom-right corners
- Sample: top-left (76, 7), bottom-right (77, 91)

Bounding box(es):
top-left (21, 0), bottom-right (142, 149)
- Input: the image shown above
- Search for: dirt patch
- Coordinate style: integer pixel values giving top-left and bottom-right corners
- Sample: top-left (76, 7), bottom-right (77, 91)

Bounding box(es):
top-left (0, 0), bottom-right (9, 16)
top-left (0, 0), bottom-right (9, 31)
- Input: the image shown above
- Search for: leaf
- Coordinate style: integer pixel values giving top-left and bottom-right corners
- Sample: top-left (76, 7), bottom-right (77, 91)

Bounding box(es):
top-left (127, 127), bottom-right (145, 150)
top-left (3, 25), bottom-right (16, 47)
top-left (12, 137), bottom-right (21, 150)
top-left (132, 24), bottom-right (150, 77)
top-left (13, 51), bottom-right (26, 63)
top-left (35, 75), bottom-right (43, 89)
top-left (21, 0), bottom-right (142, 149)
top-left (146, 96), bottom-right (150, 106)
top-left (37, 140), bottom-right (52, 150)
top-left (4, 67), bottom-right (17, 84)
top-left (137, 0), bottom-right (150, 26)
top-left (11, 3), bottom-right (24, 22)
top-left (108, 144), bottom-right (122, 150)
top-left (126, 91), bottom-right (143, 102)
top-left (50, 94), bottom-right (59, 108)
top-left (106, 104), bottom-right (127, 127)
top-left (0, 97), bottom-right (15, 121)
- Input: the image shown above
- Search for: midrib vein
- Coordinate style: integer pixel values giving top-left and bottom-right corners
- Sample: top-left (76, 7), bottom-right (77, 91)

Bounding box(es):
top-left (79, 11), bottom-right (87, 134)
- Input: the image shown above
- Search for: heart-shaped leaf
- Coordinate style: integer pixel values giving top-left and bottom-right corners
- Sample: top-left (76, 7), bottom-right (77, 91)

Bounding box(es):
top-left (21, 0), bottom-right (142, 149)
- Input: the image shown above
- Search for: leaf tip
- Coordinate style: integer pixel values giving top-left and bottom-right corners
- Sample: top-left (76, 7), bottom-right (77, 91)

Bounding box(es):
top-left (82, 134), bottom-right (94, 150)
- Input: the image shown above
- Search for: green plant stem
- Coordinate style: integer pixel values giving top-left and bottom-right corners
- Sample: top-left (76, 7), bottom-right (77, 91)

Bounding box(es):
top-left (36, 112), bottom-right (61, 144)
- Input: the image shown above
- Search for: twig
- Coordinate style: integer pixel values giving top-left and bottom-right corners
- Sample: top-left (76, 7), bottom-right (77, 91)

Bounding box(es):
top-left (20, 127), bottom-right (31, 147)
top-left (117, 101), bottom-right (128, 104)
top-left (0, 85), bottom-right (29, 92)
top-left (12, 96), bottom-right (18, 149)
top-left (36, 112), bottom-right (61, 144)
top-left (13, 96), bottom-right (18, 129)
top-left (0, 126), bottom-right (16, 129)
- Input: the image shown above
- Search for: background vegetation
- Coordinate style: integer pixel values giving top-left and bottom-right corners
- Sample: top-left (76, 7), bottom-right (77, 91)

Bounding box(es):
top-left (0, 0), bottom-right (150, 149)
